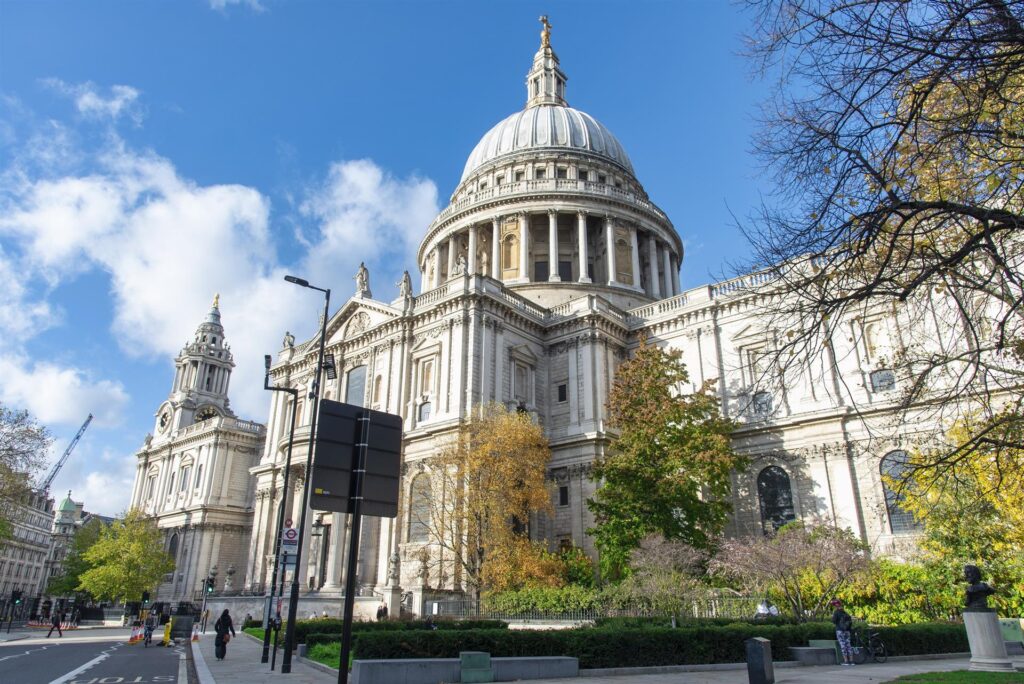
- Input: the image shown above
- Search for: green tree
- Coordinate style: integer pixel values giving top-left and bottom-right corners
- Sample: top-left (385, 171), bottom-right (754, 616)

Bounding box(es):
top-left (77, 509), bottom-right (174, 602)
top-left (0, 403), bottom-right (51, 540)
top-left (47, 517), bottom-right (106, 599)
top-left (588, 341), bottom-right (742, 578)
top-left (419, 404), bottom-right (554, 599)
top-left (839, 558), bottom-right (960, 625)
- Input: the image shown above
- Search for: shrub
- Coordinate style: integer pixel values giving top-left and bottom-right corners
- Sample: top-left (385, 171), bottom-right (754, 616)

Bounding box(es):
top-left (293, 618), bottom-right (507, 644)
top-left (483, 586), bottom-right (600, 614)
top-left (593, 615), bottom-right (800, 629)
top-left (343, 622), bottom-right (968, 668)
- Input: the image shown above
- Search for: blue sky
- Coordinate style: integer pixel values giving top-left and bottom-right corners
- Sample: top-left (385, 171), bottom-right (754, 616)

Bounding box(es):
top-left (0, 1), bottom-right (773, 515)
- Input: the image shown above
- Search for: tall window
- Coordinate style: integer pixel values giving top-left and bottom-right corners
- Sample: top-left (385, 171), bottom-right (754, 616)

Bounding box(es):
top-left (179, 465), bottom-right (191, 492)
top-left (870, 369), bottom-right (896, 393)
top-left (168, 533), bottom-right (179, 562)
top-left (758, 466), bottom-right (797, 532)
top-left (408, 474), bottom-right (432, 543)
top-left (345, 365), bottom-right (367, 407)
top-left (372, 375), bottom-right (383, 404)
top-left (880, 450), bottom-right (919, 534)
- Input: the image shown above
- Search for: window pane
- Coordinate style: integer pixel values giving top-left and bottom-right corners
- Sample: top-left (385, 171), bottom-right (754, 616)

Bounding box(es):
top-left (870, 369), bottom-right (896, 392)
top-left (880, 450), bottom-right (919, 534)
top-left (408, 475), bottom-right (432, 543)
top-left (345, 365), bottom-right (367, 406)
top-left (757, 466), bottom-right (796, 531)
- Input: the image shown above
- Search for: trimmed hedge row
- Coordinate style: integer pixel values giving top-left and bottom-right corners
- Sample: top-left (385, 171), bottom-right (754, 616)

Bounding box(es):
top-left (593, 616), bottom-right (800, 629)
top-left (338, 622), bottom-right (968, 669)
top-left (294, 618), bottom-right (507, 644)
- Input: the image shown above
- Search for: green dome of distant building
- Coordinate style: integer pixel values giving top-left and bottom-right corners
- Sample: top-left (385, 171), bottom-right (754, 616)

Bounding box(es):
top-left (59, 492), bottom-right (76, 512)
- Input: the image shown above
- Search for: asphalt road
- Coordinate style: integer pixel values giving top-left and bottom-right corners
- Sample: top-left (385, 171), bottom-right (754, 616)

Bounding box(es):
top-left (0, 628), bottom-right (182, 684)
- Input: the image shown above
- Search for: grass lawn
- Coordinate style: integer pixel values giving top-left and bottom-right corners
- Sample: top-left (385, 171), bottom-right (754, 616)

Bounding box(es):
top-left (887, 672), bottom-right (1024, 683)
top-left (306, 643), bottom-right (353, 672)
top-left (243, 627), bottom-right (266, 641)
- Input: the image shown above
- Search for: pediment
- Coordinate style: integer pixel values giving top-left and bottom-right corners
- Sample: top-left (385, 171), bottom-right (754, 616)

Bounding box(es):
top-left (325, 298), bottom-right (402, 346)
top-left (731, 324), bottom-right (767, 345)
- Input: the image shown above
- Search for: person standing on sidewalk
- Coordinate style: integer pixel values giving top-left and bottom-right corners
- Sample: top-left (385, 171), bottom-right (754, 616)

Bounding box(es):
top-left (46, 610), bottom-right (63, 638)
top-left (830, 599), bottom-right (855, 666)
top-left (213, 609), bottom-right (235, 661)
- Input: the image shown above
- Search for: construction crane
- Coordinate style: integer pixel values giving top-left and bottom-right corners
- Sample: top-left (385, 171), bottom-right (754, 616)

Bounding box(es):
top-left (41, 413), bottom-right (93, 494)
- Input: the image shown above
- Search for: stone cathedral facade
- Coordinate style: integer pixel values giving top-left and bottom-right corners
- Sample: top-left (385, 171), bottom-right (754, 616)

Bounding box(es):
top-left (134, 25), bottom-right (936, 608)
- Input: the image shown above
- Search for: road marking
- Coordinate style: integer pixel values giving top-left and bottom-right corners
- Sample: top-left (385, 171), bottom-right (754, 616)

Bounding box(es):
top-left (49, 643), bottom-right (121, 684)
top-left (0, 643), bottom-right (54, 661)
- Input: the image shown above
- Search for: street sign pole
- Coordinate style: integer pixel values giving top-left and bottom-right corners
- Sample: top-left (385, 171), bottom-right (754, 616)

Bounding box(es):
top-left (337, 411), bottom-right (371, 684)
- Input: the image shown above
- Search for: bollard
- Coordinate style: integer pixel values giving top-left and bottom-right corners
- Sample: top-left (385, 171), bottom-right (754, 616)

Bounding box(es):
top-left (745, 636), bottom-right (774, 684)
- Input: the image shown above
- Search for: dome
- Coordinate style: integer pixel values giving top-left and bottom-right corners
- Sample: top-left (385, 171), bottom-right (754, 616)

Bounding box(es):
top-left (461, 105), bottom-right (634, 182)
top-left (59, 492), bottom-right (76, 512)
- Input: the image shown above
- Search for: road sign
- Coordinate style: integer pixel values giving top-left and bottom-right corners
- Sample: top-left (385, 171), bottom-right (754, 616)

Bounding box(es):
top-left (282, 527), bottom-right (298, 546)
top-left (284, 518), bottom-right (293, 528)
top-left (310, 399), bottom-right (402, 517)
top-left (284, 528), bottom-right (297, 540)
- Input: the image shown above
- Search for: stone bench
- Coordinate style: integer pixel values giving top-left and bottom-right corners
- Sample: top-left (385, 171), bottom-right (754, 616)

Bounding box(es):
top-left (789, 646), bottom-right (838, 666)
top-left (350, 656), bottom-right (578, 684)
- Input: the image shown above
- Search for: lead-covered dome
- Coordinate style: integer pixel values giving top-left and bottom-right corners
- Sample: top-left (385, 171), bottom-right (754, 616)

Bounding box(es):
top-left (461, 105), bottom-right (634, 182)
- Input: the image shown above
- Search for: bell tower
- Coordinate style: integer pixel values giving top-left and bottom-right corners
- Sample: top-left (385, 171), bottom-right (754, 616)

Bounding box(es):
top-left (153, 295), bottom-right (236, 438)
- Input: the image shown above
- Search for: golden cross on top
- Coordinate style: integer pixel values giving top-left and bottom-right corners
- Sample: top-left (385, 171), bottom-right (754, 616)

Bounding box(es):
top-left (539, 15), bottom-right (552, 48)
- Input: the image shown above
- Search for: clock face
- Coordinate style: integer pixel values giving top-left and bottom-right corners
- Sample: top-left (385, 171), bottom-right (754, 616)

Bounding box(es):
top-left (159, 410), bottom-right (171, 432)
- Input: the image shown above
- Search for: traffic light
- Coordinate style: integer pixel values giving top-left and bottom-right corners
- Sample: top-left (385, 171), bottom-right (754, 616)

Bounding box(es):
top-left (205, 578), bottom-right (214, 594)
top-left (11, 590), bottom-right (22, 605)
top-left (141, 591), bottom-right (150, 605)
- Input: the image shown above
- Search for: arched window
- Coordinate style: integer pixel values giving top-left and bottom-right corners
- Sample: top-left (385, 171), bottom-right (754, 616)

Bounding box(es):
top-left (345, 365), bottom-right (367, 407)
top-left (880, 450), bottom-right (919, 534)
top-left (502, 234), bottom-right (517, 272)
top-left (168, 533), bottom-right (179, 562)
top-left (758, 466), bottom-right (797, 532)
top-left (407, 474), bottom-right (432, 543)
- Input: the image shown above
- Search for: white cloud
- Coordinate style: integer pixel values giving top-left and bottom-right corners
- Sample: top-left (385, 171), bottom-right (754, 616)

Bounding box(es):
top-left (0, 245), bottom-right (60, 339)
top-left (209, 0), bottom-right (265, 12)
top-left (0, 354), bottom-right (130, 428)
top-left (48, 446), bottom-right (136, 517)
top-left (42, 79), bottom-right (143, 125)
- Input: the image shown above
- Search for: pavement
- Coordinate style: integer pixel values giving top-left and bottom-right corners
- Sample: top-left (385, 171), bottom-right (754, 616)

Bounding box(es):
top-left (0, 626), bottom-right (184, 683)
top-left (188, 633), bottom-right (1008, 684)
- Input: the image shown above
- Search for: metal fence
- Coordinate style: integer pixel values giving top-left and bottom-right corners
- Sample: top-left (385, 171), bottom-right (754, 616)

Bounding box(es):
top-left (424, 596), bottom-right (762, 623)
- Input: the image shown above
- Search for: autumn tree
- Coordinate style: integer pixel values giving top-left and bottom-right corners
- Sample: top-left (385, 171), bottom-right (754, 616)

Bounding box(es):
top-left (47, 517), bottom-right (106, 600)
top-left (77, 509), bottom-right (174, 603)
top-left (889, 416), bottom-right (1024, 614)
top-left (713, 522), bottom-right (870, 621)
top-left (741, 0), bottom-right (1024, 478)
top-left (417, 404), bottom-right (554, 599)
top-left (0, 403), bottom-right (51, 540)
top-left (588, 341), bottom-right (742, 578)
top-left (600, 535), bottom-right (710, 615)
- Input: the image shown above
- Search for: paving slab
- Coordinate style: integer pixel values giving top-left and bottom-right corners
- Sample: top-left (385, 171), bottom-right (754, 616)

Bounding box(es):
top-left (192, 630), bottom-right (334, 684)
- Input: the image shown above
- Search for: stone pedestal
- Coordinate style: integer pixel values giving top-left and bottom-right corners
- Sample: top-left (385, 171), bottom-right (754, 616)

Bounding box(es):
top-left (745, 636), bottom-right (774, 684)
top-left (385, 585), bottom-right (403, 620)
top-left (964, 609), bottom-right (1015, 672)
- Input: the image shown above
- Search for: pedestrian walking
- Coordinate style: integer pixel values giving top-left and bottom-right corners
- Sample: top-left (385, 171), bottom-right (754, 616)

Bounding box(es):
top-left (213, 609), bottom-right (235, 660)
top-left (830, 599), bottom-right (855, 666)
top-left (46, 610), bottom-right (63, 638)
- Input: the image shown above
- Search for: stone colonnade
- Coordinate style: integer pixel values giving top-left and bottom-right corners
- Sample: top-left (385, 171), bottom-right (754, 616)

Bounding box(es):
top-left (422, 211), bottom-right (681, 298)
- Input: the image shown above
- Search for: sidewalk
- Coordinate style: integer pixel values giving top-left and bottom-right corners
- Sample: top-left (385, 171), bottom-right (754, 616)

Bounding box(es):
top-left (192, 630), bottom-right (333, 683)
top-left (192, 635), bottom-right (985, 684)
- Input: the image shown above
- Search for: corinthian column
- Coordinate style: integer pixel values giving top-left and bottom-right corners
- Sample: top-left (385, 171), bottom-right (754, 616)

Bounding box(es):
top-left (630, 226), bottom-right (641, 290)
top-left (604, 216), bottom-right (616, 286)
top-left (491, 217), bottom-right (501, 279)
top-left (577, 211), bottom-right (591, 283)
top-left (518, 213), bottom-right (529, 280)
top-left (468, 224), bottom-right (478, 276)
top-left (548, 210), bottom-right (560, 281)
top-left (647, 235), bottom-right (661, 298)
top-left (662, 245), bottom-right (673, 296)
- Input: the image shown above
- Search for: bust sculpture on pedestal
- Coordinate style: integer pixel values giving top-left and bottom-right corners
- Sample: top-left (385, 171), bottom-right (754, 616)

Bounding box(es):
top-left (961, 564), bottom-right (1014, 672)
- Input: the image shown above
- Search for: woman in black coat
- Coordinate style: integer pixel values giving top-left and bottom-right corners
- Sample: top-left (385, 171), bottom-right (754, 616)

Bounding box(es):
top-left (213, 609), bottom-right (235, 660)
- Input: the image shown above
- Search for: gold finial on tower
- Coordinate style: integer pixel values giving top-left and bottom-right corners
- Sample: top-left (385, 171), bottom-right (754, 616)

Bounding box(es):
top-left (212, 293), bottom-right (220, 309)
top-left (539, 15), bottom-right (552, 48)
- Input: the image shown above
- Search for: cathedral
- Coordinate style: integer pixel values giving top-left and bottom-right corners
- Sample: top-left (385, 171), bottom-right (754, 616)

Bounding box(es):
top-left (132, 22), bottom-right (928, 611)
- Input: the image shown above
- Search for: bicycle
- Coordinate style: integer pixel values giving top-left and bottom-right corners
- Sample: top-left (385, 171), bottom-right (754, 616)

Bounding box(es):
top-left (851, 625), bottom-right (887, 664)
top-left (143, 623), bottom-right (154, 647)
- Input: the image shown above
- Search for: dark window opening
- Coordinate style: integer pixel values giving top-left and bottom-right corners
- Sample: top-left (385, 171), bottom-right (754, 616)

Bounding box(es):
top-left (758, 466), bottom-right (797, 532)
top-left (558, 486), bottom-right (569, 506)
top-left (557, 384), bottom-right (567, 403)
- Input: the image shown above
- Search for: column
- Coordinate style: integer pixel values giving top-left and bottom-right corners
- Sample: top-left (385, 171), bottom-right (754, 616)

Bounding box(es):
top-left (548, 210), bottom-right (560, 281)
top-left (604, 217), bottom-right (616, 285)
top-left (671, 255), bottom-right (681, 294)
top-left (662, 247), bottom-right (673, 296)
top-left (491, 217), bottom-right (501, 279)
top-left (647, 235), bottom-right (661, 298)
top-left (576, 211), bottom-right (591, 283)
top-left (420, 262), bottom-right (428, 292)
top-left (468, 224), bottom-right (478, 275)
top-left (629, 226), bottom-right (641, 290)
top-left (447, 234), bottom-right (458, 278)
top-left (518, 213), bottom-right (529, 280)
top-left (433, 248), bottom-right (442, 288)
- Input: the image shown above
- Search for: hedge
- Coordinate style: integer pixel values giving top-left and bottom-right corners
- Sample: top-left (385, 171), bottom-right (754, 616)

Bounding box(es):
top-left (334, 622), bottom-right (968, 669)
top-left (593, 616), bottom-right (800, 629)
top-left (293, 618), bottom-right (507, 644)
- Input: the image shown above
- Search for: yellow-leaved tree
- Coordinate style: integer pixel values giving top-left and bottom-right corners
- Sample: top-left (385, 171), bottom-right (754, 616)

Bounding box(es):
top-left (415, 404), bottom-right (554, 600)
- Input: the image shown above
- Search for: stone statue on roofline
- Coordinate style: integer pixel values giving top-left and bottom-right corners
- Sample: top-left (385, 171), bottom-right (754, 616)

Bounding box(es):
top-left (354, 262), bottom-right (371, 298)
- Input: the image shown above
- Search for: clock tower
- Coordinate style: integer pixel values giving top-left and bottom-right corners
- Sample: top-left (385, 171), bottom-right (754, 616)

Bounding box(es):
top-left (154, 295), bottom-right (236, 439)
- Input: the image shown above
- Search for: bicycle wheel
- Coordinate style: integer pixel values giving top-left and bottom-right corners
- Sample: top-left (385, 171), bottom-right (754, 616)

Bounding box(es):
top-left (852, 638), bottom-right (868, 664)
top-left (871, 640), bottom-right (887, 663)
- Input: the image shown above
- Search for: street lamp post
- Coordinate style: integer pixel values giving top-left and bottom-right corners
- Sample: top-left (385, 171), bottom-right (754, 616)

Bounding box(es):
top-left (281, 274), bottom-right (331, 674)
top-left (260, 354), bottom-right (299, 665)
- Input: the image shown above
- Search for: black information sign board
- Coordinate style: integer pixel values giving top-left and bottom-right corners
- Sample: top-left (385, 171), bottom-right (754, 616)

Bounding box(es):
top-left (310, 399), bottom-right (402, 518)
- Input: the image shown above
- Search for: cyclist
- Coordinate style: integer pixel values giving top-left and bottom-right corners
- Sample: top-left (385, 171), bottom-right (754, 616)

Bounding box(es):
top-left (143, 611), bottom-right (158, 647)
